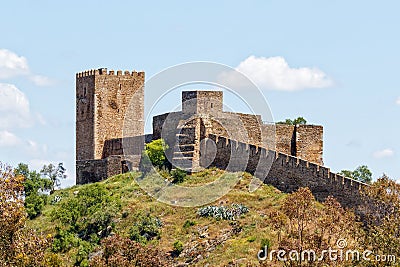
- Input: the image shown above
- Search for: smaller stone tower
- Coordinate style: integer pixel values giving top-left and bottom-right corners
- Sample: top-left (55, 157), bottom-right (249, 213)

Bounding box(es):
top-left (182, 91), bottom-right (223, 114)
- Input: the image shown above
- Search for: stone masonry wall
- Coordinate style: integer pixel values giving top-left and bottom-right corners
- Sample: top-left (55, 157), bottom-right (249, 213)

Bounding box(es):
top-left (295, 125), bottom-right (323, 165)
top-left (261, 124), bottom-right (323, 165)
top-left (153, 112), bottom-right (263, 148)
top-left (274, 124), bottom-right (295, 156)
top-left (76, 74), bottom-right (95, 160)
top-left (102, 135), bottom-right (145, 158)
top-left (182, 91), bottom-right (223, 115)
top-left (76, 156), bottom-right (124, 184)
top-left (205, 134), bottom-right (366, 209)
top-left (76, 68), bottom-right (145, 161)
top-left (93, 70), bottom-right (144, 159)
top-left (152, 91), bottom-right (323, 165)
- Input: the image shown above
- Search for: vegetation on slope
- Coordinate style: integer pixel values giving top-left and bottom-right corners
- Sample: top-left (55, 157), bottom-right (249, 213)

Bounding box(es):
top-left (2, 161), bottom-right (400, 266)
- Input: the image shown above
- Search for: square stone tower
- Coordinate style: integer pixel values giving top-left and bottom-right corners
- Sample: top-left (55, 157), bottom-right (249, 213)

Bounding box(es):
top-left (76, 68), bottom-right (144, 161)
top-left (182, 91), bottom-right (223, 114)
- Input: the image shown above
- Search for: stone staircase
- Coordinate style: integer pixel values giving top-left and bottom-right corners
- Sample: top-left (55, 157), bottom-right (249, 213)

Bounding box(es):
top-left (171, 120), bottom-right (197, 172)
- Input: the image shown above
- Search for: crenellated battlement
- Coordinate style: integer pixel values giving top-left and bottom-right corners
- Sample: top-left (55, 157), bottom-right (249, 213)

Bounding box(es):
top-left (206, 134), bottom-right (367, 208)
top-left (76, 68), bottom-right (145, 78)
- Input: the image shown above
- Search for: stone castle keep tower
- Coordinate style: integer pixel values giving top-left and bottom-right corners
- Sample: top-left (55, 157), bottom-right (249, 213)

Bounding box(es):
top-left (76, 68), bottom-right (366, 209)
top-left (76, 68), bottom-right (144, 184)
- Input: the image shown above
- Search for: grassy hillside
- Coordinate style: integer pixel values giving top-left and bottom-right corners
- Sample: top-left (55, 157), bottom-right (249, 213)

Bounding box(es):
top-left (27, 169), bottom-right (290, 266)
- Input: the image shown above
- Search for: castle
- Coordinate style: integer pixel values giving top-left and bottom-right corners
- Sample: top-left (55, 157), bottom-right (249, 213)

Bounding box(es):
top-left (76, 68), bottom-right (366, 208)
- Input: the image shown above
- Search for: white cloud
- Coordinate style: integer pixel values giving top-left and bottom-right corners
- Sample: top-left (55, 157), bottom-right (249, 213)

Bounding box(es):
top-left (0, 83), bottom-right (33, 129)
top-left (30, 75), bottom-right (55, 87)
top-left (396, 97), bottom-right (400, 105)
top-left (0, 48), bottom-right (53, 86)
top-left (0, 49), bottom-right (29, 79)
top-left (0, 130), bottom-right (21, 147)
top-left (220, 56), bottom-right (334, 91)
top-left (373, 148), bottom-right (395, 159)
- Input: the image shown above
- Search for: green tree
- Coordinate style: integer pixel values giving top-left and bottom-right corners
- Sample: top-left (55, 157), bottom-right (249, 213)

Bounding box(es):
top-left (277, 116), bottom-right (307, 125)
top-left (293, 117), bottom-right (307, 125)
top-left (143, 139), bottom-right (169, 169)
top-left (15, 163), bottom-right (53, 219)
top-left (339, 165), bottom-right (372, 184)
top-left (50, 182), bottom-right (122, 264)
top-left (41, 163), bottom-right (67, 194)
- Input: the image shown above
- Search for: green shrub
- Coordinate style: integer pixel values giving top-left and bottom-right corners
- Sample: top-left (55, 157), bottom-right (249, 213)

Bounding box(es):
top-left (50, 182), bottom-right (121, 264)
top-left (172, 240), bottom-right (184, 256)
top-left (172, 168), bottom-right (186, 183)
top-left (52, 228), bottom-right (80, 253)
top-left (51, 183), bottom-right (120, 240)
top-left (25, 193), bottom-right (47, 219)
top-left (183, 220), bottom-right (196, 229)
top-left (277, 117), bottom-right (307, 125)
top-left (129, 213), bottom-right (162, 244)
top-left (74, 240), bottom-right (92, 267)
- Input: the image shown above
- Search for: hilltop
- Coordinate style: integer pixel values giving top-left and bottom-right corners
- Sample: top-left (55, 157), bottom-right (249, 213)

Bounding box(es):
top-left (0, 164), bottom-right (392, 266)
top-left (27, 169), bottom-right (291, 266)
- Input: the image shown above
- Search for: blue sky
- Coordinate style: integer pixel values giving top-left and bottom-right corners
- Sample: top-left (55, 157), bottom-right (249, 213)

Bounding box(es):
top-left (0, 0), bottom-right (399, 187)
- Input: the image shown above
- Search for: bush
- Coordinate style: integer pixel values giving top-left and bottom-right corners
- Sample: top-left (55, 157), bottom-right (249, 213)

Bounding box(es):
top-left (52, 228), bottom-right (80, 253)
top-left (51, 183), bottom-right (120, 241)
top-left (129, 213), bottom-right (162, 244)
top-left (50, 183), bottom-right (121, 264)
top-left (172, 168), bottom-right (186, 183)
top-left (172, 240), bottom-right (183, 256)
top-left (197, 203), bottom-right (249, 220)
top-left (89, 235), bottom-right (166, 266)
top-left (25, 193), bottom-right (47, 219)
top-left (74, 240), bottom-right (92, 267)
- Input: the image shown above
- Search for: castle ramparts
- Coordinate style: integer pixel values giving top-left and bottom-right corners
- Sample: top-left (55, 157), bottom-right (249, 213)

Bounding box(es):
top-left (205, 134), bottom-right (366, 209)
top-left (75, 69), bottom-right (366, 209)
